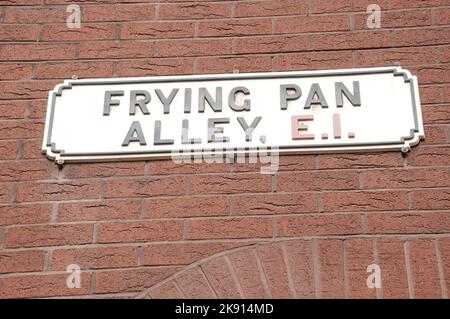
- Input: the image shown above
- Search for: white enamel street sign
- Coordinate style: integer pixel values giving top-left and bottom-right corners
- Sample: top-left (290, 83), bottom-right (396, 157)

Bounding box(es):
top-left (42, 67), bottom-right (424, 163)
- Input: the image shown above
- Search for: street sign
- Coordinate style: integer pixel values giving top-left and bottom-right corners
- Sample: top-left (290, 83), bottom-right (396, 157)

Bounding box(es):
top-left (42, 67), bottom-right (424, 164)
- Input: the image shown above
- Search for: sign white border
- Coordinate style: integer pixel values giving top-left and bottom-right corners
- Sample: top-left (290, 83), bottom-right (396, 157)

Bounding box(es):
top-left (42, 66), bottom-right (424, 164)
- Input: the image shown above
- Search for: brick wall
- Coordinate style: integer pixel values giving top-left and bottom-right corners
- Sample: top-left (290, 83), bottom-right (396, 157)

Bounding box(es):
top-left (0, 0), bottom-right (449, 299)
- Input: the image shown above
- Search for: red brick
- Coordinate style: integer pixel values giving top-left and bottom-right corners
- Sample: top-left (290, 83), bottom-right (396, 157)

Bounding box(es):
top-left (95, 267), bottom-right (179, 294)
top-left (408, 146), bottom-right (450, 166)
top-left (0, 273), bottom-right (92, 298)
top-left (0, 223), bottom-right (4, 246)
top-left (0, 43), bottom-right (77, 61)
top-left (444, 86), bottom-right (450, 103)
top-left (148, 281), bottom-right (183, 299)
top-left (175, 267), bottom-right (217, 298)
top-left (311, 0), bottom-right (389, 13)
top-left (278, 154), bottom-right (317, 171)
top-left (0, 0), bottom-right (448, 301)
top-left (79, 41), bottom-right (154, 59)
top-left (318, 239), bottom-right (345, 298)
top-left (97, 220), bottom-right (184, 244)
top-left (83, 4), bottom-right (156, 22)
top-left (0, 120), bottom-right (44, 139)
top-left (283, 240), bottom-right (315, 298)
top-left (408, 239), bottom-right (442, 298)
top-left (420, 86), bottom-right (444, 105)
top-left (257, 243), bottom-right (295, 298)
top-left (276, 51), bottom-right (353, 71)
top-left (355, 47), bottom-right (437, 67)
top-left (234, 34), bottom-right (309, 54)
top-left (232, 154), bottom-right (312, 173)
top-left (88, 293), bottom-right (136, 299)
top-left (436, 7), bottom-right (450, 25)
top-left (0, 140), bottom-right (19, 160)
top-left (423, 105), bottom-right (450, 124)
top-left (103, 176), bottom-right (185, 198)
top-left (0, 183), bottom-right (13, 203)
top-left (395, 28), bottom-right (450, 46)
top-left (346, 239), bottom-right (377, 298)
top-left (28, 100), bottom-right (47, 119)
top-left (354, 10), bottom-right (432, 30)
top-left (423, 126), bottom-right (449, 145)
top-left (0, 203), bottom-right (52, 226)
top-left (51, 246), bottom-right (139, 270)
top-left (145, 196), bottom-right (228, 218)
top-left (187, 217), bottom-right (272, 240)
top-left (391, 0), bottom-right (449, 9)
top-left (278, 171), bottom-right (359, 192)
top-left (438, 237), bottom-right (450, 292)
top-left (274, 15), bottom-right (350, 34)
top-left (378, 239), bottom-right (410, 298)
top-left (201, 256), bottom-right (242, 298)
top-left (312, 31), bottom-right (392, 50)
top-left (412, 189), bottom-right (450, 210)
top-left (277, 214), bottom-right (363, 237)
top-left (196, 55), bottom-right (272, 74)
top-left (0, 0), bottom-right (43, 6)
top-left (312, 0), bottom-right (354, 13)
top-left (35, 61), bottom-right (113, 80)
top-left (0, 250), bottom-right (45, 274)
top-left (143, 242), bottom-right (249, 266)
top-left (233, 193), bottom-right (318, 215)
top-left (198, 19), bottom-right (272, 37)
top-left (41, 23), bottom-right (115, 41)
top-left (121, 22), bottom-right (194, 39)
top-left (64, 162), bottom-right (144, 179)
top-left (155, 39), bottom-right (232, 57)
top-left (3, 7), bottom-right (66, 23)
top-left (16, 180), bottom-right (100, 202)
top-left (323, 191), bottom-right (410, 212)
top-left (367, 211), bottom-right (450, 234)
top-left (364, 168), bottom-right (450, 189)
top-left (190, 173), bottom-right (271, 195)
top-left (22, 139), bottom-right (43, 159)
top-left (57, 199), bottom-right (141, 222)
top-left (0, 101), bottom-right (27, 120)
top-left (228, 247), bottom-right (270, 298)
top-left (45, 0), bottom-right (149, 3)
top-left (0, 63), bottom-right (33, 80)
top-left (116, 58), bottom-right (193, 77)
top-left (412, 65), bottom-right (450, 85)
top-left (0, 24), bottom-right (38, 41)
top-left (319, 153), bottom-right (402, 169)
top-left (151, 160), bottom-right (229, 175)
top-left (0, 81), bottom-right (57, 100)
top-left (0, 160), bottom-right (56, 181)
top-left (6, 224), bottom-right (94, 248)
top-left (235, 0), bottom-right (308, 17)
top-left (441, 45), bottom-right (450, 63)
top-left (159, 2), bottom-right (231, 20)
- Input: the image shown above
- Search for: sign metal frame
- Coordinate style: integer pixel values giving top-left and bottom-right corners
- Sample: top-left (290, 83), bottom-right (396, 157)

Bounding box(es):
top-left (42, 66), bottom-right (424, 164)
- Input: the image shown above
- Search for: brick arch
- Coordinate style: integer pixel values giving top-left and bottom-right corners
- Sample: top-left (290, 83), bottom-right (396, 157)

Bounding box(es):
top-left (134, 238), bottom-right (379, 299)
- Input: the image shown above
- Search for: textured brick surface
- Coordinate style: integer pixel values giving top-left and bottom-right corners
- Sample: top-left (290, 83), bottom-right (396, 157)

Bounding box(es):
top-left (408, 239), bottom-right (443, 298)
top-left (0, 0), bottom-right (449, 299)
top-left (377, 239), bottom-right (409, 298)
top-left (345, 239), bottom-right (377, 298)
top-left (50, 246), bottom-right (139, 271)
